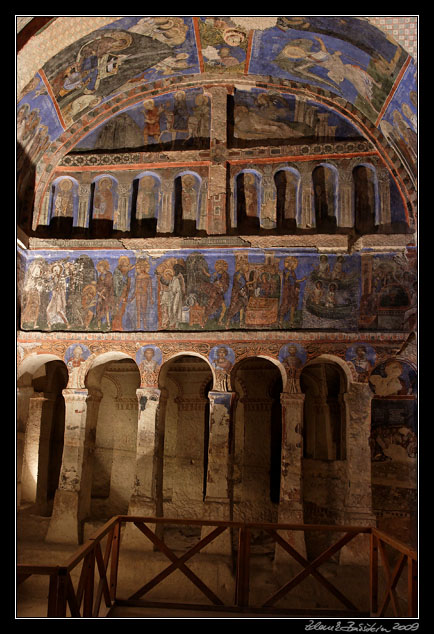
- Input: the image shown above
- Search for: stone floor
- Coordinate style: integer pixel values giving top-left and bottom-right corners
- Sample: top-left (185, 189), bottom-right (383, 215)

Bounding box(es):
top-left (16, 507), bottom-right (411, 619)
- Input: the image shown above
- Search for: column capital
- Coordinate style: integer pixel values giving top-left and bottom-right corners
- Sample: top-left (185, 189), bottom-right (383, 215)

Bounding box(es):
top-left (17, 386), bottom-right (35, 397)
top-left (62, 388), bottom-right (89, 403)
top-left (344, 381), bottom-right (374, 405)
top-left (136, 387), bottom-right (161, 399)
top-left (208, 390), bottom-right (235, 402)
top-left (280, 391), bottom-right (305, 405)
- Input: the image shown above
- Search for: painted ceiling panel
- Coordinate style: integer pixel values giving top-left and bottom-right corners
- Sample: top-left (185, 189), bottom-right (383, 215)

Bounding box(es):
top-left (18, 16), bottom-right (415, 151)
top-left (17, 16), bottom-right (417, 230)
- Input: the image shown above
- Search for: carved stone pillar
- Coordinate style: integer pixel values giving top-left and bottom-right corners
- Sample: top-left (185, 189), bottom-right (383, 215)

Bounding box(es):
top-left (197, 176), bottom-right (209, 232)
top-left (17, 386), bottom-right (35, 507)
top-left (378, 169), bottom-right (392, 227)
top-left (114, 182), bottom-right (132, 231)
top-left (123, 388), bottom-right (160, 550)
top-left (275, 392), bottom-right (306, 564)
top-left (299, 165), bottom-right (314, 229)
top-left (260, 167), bottom-right (276, 230)
top-left (205, 391), bottom-right (234, 503)
top-left (46, 388), bottom-right (102, 544)
top-left (34, 190), bottom-right (50, 229)
top-left (207, 86), bottom-right (228, 234)
top-left (340, 382), bottom-right (376, 564)
top-left (338, 169), bottom-right (354, 228)
top-left (21, 393), bottom-right (55, 509)
top-left (77, 184), bottom-right (91, 228)
top-left (202, 391), bottom-right (235, 554)
top-left (157, 177), bottom-right (174, 233)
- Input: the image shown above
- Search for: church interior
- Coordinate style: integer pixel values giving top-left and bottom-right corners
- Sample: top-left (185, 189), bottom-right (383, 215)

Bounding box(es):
top-left (16, 16), bottom-right (418, 618)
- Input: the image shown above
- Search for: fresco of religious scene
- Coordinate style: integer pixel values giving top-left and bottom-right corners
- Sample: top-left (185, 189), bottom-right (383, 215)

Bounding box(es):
top-left (278, 342), bottom-right (307, 391)
top-left (209, 345), bottom-right (235, 391)
top-left (198, 17), bottom-right (249, 74)
top-left (19, 248), bottom-right (414, 334)
top-left (379, 60), bottom-right (417, 187)
top-left (345, 343), bottom-right (376, 381)
top-left (301, 254), bottom-right (359, 330)
top-left (249, 18), bottom-right (408, 123)
top-left (231, 87), bottom-right (365, 147)
top-left (41, 18), bottom-right (199, 124)
top-left (17, 74), bottom-right (63, 231)
top-left (136, 345), bottom-right (162, 385)
top-left (359, 251), bottom-right (417, 331)
top-left (369, 359), bottom-right (417, 463)
top-left (369, 359), bottom-right (417, 398)
top-left (64, 343), bottom-right (92, 387)
top-left (70, 88), bottom-right (210, 153)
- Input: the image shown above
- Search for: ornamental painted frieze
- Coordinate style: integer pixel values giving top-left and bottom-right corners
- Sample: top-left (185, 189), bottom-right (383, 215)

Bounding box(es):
top-left (18, 247), bottom-right (416, 333)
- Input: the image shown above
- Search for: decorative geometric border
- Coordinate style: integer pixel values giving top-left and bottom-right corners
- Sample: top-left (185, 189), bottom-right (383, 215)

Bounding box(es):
top-left (368, 16), bottom-right (418, 60)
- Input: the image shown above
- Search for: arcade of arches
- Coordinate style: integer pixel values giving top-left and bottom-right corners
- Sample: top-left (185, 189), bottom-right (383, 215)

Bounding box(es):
top-left (17, 17), bottom-right (417, 567)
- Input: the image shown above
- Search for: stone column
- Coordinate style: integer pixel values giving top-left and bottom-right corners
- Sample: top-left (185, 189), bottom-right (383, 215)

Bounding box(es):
top-left (202, 391), bottom-right (235, 554)
top-left (340, 382), bottom-right (376, 564)
top-left (21, 393), bottom-right (54, 508)
top-left (77, 184), bottom-right (91, 228)
top-left (378, 169), bottom-right (392, 228)
top-left (157, 177), bottom-right (174, 233)
top-left (46, 388), bottom-right (102, 544)
top-left (35, 393), bottom-right (57, 515)
top-left (35, 190), bottom-right (50, 230)
top-left (17, 386), bottom-right (35, 508)
top-left (338, 168), bottom-right (354, 228)
top-left (123, 388), bottom-right (160, 550)
top-left (275, 392), bottom-right (306, 566)
top-left (260, 167), bottom-right (277, 230)
top-left (114, 181), bottom-right (132, 231)
top-left (207, 86), bottom-right (228, 235)
top-left (298, 165), bottom-right (315, 229)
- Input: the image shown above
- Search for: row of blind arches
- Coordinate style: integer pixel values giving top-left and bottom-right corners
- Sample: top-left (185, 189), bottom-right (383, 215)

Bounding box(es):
top-left (45, 163), bottom-right (391, 238)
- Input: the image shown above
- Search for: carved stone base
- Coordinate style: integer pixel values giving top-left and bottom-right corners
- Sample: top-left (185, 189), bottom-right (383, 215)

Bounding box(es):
top-left (45, 489), bottom-right (81, 544)
top-left (122, 496), bottom-right (158, 551)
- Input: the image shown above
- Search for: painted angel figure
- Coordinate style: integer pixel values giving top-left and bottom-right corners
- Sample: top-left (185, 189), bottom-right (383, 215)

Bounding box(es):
top-left (275, 36), bottom-right (381, 108)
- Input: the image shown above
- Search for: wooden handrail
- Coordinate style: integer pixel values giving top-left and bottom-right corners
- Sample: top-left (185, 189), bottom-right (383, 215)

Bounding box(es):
top-left (17, 517), bottom-right (417, 618)
top-left (372, 528), bottom-right (417, 560)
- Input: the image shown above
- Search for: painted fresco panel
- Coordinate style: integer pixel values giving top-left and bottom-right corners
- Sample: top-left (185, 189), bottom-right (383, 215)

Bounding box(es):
top-left (41, 18), bottom-right (200, 124)
top-left (369, 359), bottom-right (417, 463)
top-left (19, 248), bottom-right (416, 334)
top-left (232, 87), bottom-right (364, 145)
top-left (379, 60), bottom-right (417, 184)
top-left (198, 17), bottom-right (250, 73)
top-left (73, 88), bottom-right (210, 152)
top-left (359, 250), bottom-right (417, 331)
top-left (248, 23), bottom-right (408, 122)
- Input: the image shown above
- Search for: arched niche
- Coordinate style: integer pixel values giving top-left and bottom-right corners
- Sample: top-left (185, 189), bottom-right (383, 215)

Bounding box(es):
top-left (353, 163), bottom-right (379, 234)
top-left (274, 167), bottom-right (301, 232)
top-left (368, 357), bottom-right (417, 545)
top-left (48, 176), bottom-right (80, 238)
top-left (89, 174), bottom-right (119, 239)
top-left (84, 353), bottom-right (140, 520)
top-left (230, 356), bottom-right (283, 533)
top-left (300, 359), bottom-right (347, 461)
top-left (158, 354), bottom-right (213, 531)
top-left (130, 171), bottom-right (161, 237)
top-left (312, 164), bottom-right (338, 233)
top-left (299, 356), bottom-right (349, 560)
top-left (173, 171), bottom-right (203, 237)
top-left (234, 169), bottom-right (262, 234)
top-left (18, 356), bottom-right (68, 517)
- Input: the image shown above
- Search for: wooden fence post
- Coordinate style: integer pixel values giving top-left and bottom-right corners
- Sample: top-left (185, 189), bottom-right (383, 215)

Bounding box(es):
top-left (110, 520), bottom-right (121, 603)
top-left (370, 532), bottom-right (378, 616)
top-left (408, 556), bottom-right (418, 617)
top-left (235, 526), bottom-right (251, 609)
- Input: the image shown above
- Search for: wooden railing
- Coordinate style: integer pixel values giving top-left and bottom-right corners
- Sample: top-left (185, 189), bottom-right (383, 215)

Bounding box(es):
top-left (17, 516), bottom-right (417, 618)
